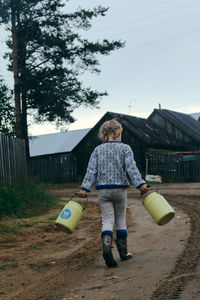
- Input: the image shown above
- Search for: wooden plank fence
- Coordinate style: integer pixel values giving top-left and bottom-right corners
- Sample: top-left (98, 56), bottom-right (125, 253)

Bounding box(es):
top-left (28, 153), bottom-right (77, 183)
top-left (146, 151), bottom-right (200, 182)
top-left (0, 134), bottom-right (27, 185)
top-left (28, 149), bottom-right (200, 184)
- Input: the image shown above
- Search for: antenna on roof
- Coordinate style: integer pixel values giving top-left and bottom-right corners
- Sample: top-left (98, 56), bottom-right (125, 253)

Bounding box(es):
top-left (128, 98), bottom-right (136, 114)
top-left (159, 103), bottom-right (161, 109)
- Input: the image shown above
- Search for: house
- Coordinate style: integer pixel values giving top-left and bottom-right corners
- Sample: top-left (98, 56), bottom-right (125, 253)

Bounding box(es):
top-left (28, 128), bottom-right (91, 183)
top-left (146, 109), bottom-right (200, 182)
top-left (149, 109), bottom-right (200, 151)
top-left (73, 110), bottom-right (200, 182)
top-left (72, 111), bottom-right (179, 180)
top-left (29, 128), bottom-right (91, 157)
top-left (29, 109), bottom-right (200, 183)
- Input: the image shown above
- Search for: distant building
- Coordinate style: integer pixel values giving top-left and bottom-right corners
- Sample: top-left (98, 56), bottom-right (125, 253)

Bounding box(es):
top-left (29, 128), bottom-right (91, 157)
top-left (29, 109), bottom-right (200, 183)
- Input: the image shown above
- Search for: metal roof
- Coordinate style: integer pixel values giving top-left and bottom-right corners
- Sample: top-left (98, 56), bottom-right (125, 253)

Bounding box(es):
top-left (29, 128), bottom-right (91, 157)
top-left (29, 109), bottom-right (200, 157)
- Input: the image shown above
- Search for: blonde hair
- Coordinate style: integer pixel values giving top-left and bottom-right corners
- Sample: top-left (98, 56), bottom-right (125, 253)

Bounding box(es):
top-left (98, 119), bottom-right (122, 141)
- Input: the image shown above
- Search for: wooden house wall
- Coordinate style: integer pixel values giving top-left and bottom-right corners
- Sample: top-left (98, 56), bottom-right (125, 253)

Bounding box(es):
top-left (28, 112), bottom-right (200, 184)
top-left (73, 116), bottom-right (147, 181)
top-left (28, 152), bottom-right (77, 183)
top-left (149, 112), bottom-right (199, 149)
top-left (120, 126), bottom-right (147, 175)
top-left (73, 125), bottom-right (101, 181)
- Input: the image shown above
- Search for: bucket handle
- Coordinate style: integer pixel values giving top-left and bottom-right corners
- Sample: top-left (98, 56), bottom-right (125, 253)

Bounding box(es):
top-left (140, 183), bottom-right (162, 196)
top-left (140, 184), bottom-right (162, 205)
top-left (140, 184), bottom-right (152, 196)
top-left (71, 193), bottom-right (88, 211)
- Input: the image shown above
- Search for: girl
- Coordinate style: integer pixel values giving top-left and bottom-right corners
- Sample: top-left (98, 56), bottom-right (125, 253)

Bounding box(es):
top-left (76, 119), bottom-right (149, 267)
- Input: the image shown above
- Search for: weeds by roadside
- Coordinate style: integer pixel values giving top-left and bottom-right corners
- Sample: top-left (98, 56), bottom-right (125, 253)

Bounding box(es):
top-left (0, 215), bottom-right (58, 233)
top-left (0, 180), bottom-right (58, 219)
top-left (0, 261), bottom-right (19, 270)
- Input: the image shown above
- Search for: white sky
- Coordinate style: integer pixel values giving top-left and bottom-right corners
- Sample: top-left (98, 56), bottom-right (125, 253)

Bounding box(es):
top-left (1, 0), bottom-right (200, 135)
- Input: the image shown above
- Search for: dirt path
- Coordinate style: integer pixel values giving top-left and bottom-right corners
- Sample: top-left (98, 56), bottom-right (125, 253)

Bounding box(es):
top-left (0, 183), bottom-right (200, 300)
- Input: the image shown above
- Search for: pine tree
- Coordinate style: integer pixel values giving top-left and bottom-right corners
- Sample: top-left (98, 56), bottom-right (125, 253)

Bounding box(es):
top-left (0, 79), bottom-right (15, 136)
top-left (0, 0), bottom-right (124, 156)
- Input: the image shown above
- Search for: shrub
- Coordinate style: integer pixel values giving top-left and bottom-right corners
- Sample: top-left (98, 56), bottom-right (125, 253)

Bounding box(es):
top-left (0, 180), bottom-right (58, 219)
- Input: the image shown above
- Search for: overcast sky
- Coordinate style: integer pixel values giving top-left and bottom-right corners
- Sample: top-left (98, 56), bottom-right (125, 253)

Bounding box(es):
top-left (1, 0), bottom-right (200, 135)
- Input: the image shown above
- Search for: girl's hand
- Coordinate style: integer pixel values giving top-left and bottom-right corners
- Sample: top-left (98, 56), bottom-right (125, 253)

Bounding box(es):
top-left (139, 184), bottom-right (149, 194)
top-left (75, 189), bottom-right (87, 198)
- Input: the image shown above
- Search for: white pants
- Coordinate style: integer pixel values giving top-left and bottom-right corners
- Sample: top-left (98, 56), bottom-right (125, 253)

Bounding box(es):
top-left (98, 189), bottom-right (127, 233)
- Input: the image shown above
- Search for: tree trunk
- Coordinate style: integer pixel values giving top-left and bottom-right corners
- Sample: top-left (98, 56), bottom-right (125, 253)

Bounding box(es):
top-left (22, 90), bottom-right (30, 157)
top-left (11, 4), bottom-right (22, 138)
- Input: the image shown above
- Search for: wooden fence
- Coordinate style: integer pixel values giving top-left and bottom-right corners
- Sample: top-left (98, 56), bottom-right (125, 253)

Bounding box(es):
top-left (28, 152), bottom-right (92, 183)
top-left (28, 153), bottom-right (77, 183)
top-left (28, 149), bottom-right (200, 184)
top-left (146, 151), bottom-right (200, 182)
top-left (0, 134), bottom-right (27, 185)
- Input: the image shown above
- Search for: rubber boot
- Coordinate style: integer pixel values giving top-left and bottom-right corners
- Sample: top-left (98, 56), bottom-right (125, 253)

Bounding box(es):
top-left (115, 229), bottom-right (133, 261)
top-left (101, 231), bottom-right (117, 267)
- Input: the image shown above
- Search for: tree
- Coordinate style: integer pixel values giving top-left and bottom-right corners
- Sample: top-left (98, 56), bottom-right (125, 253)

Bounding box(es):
top-left (0, 78), bottom-right (15, 136)
top-left (0, 0), bottom-right (124, 156)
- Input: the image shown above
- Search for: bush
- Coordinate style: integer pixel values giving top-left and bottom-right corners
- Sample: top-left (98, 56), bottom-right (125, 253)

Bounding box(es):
top-left (0, 180), bottom-right (58, 219)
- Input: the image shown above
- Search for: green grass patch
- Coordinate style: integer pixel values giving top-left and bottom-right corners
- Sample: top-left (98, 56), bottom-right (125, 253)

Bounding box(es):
top-left (0, 222), bottom-right (19, 233)
top-left (11, 261), bottom-right (18, 268)
top-left (0, 264), bottom-right (7, 270)
top-left (0, 262), bottom-right (19, 270)
top-left (0, 215), bottom-right (58, 233)
top-left (31, 243), bottom-right (39, 249)
top-left (47, 215), bottom-right (57, 221)
top-left (31, 243), bottom-right (44, 249)
top-left (0, 180), bottom-right (58, 219)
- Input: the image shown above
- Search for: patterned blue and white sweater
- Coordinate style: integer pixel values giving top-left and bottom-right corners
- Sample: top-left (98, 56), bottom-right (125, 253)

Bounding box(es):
top-left (81, 141), bottom-right (145, 192)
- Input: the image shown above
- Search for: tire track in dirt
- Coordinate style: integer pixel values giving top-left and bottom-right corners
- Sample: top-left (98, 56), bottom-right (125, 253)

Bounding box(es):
top-left (151, 195), bottom-right (200, 300)
top-left (8, 201), bottom-right (133, 300)
top-left (0, 201), bottom-right (102, 300)
top-left (8, 237), bottom-right (102, 300)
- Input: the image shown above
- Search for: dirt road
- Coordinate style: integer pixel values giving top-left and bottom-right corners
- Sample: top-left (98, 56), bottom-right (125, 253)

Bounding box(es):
top-left (0, 183), bottom-right (199, 300)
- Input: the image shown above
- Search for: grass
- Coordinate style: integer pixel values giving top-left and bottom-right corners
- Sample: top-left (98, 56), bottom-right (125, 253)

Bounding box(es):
top-left (0, 215), bottom-right (58, 233)
top-left (31, 243), bottom-right (40, 249)
top-left (0, 262), bottom-right (19, 270)
top-left (11, 261), bottom-right (18, 268)
top-left (0, 179), bottom-right (58, 219)
top-left (0, 264), bottom-right (6, 270)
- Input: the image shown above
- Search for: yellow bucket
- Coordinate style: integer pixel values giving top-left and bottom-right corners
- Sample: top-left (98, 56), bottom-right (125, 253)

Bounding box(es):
top-left (55, 200), bottom-right (83, 233)
top-left (143, 191), bottom-right (175, 225)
